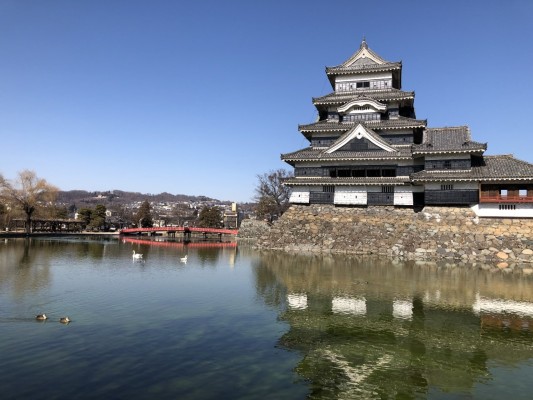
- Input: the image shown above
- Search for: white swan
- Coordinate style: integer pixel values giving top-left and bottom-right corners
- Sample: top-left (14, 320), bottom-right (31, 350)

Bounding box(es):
top-left (180, 255), bottom-right (188, 263)
top-left (132, 250), bottom-right (143, 260)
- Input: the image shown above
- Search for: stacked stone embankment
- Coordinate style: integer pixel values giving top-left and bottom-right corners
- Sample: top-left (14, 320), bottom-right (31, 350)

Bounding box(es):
top-left (237, 219), bottom-right (271, 241)
top-left (238, 205), bottom-right (533, 268)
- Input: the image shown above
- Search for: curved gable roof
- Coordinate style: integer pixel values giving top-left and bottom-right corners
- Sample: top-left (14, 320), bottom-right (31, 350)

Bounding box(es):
top-left (337, 96), bottom-right (387, 113)
top-left (339, 39), bottom-right (388, 67)
top-left (325, 124), bottom-right (395, 153)
top-left (325, 40), bottom-right (402, 84)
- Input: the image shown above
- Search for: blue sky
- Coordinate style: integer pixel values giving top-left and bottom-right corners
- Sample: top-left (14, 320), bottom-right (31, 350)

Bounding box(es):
top-left (1, 0), bottom-right (532, 203)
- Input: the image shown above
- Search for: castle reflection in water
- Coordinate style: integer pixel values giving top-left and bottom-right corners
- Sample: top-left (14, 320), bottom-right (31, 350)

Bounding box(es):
top-left (252, 251), bottom-right (533, 398)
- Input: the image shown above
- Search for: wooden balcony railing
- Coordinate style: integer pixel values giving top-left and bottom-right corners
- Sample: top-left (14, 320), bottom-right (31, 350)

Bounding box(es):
top-left (479, 195), bottom-right (533, 203)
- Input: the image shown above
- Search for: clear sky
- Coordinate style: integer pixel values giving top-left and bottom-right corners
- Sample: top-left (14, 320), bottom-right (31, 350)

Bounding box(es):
top-left (1, 0), bottom-right (532, 203)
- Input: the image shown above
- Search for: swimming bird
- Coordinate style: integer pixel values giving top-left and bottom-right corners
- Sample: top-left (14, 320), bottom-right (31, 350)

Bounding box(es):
top-left (35, 314), bottom-right (48, 321)
top-left (132, 250), bottom-right (143, 260)
top-left (59, 317), bottom-right (71, 324)
top-left (180, 255), bottom-right (188, 263)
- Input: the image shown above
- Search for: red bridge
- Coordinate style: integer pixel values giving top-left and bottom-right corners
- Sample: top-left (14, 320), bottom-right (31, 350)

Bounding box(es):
top-left (120, 226), bottom-right (238, 235)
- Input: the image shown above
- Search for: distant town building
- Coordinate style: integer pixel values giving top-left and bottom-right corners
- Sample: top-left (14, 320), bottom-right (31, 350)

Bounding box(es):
top-left (223, 203), bottom-right (241, 229)
top-left (282, 40), bottom-right (533, 217)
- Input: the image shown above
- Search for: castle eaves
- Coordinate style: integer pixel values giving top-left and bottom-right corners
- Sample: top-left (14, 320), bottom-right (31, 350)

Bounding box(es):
top-left (299, 117), bottom-right (427, 133)
top-left (313, 89), bottom-right (414, 105)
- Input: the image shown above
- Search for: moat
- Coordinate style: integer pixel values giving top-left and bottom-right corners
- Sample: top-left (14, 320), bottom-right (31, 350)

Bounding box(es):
top-left (1, 237), bottom-right (533, 399)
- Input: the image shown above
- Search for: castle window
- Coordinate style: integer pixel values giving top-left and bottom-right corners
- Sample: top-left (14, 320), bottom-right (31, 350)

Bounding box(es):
top-left (382, 169), bottom-right (396, 177)
top-left (356, 81), bottom-right (370, 89)
top-left (338, 169), bottom-right (351, 177)
top-left (382, 186), bottom-right (394, 193)
top-left (441, 184), bottom-right (454, 191)
top-left (323, 185), bottom-right (334, 193)
top-left (443, 160), bottom-right (452, 169)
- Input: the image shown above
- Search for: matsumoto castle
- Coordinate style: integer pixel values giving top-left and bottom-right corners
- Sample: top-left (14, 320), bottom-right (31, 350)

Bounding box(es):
top-left (282, 40), bottom-right (533, 218)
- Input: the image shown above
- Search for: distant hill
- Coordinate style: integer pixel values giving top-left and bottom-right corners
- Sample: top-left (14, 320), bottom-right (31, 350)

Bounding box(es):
top-left (56, 190), bottom-right (228, 208)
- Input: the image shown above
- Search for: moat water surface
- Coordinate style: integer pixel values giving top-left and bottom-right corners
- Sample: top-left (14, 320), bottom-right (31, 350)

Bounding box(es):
top-left (1, 237), bottom-right (533, 399)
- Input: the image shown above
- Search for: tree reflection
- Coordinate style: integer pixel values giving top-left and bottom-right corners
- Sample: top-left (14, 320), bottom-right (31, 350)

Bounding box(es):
top-left (0, 239), bottom-right (52, 297)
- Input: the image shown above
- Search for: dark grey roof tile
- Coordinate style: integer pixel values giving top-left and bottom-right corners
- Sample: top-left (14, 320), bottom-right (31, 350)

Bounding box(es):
top-left (283, 177), bottom-right (409, 185)
top-left (281, 147), bottom-right (412, 161)
top-left (412, 126), bottom-right (486, 154)
top-left (326, 62), bottom-right (402, 75)
top-left (299, 117), bottom-right (427, 132)
top-left (313, 89), bottom-right (414, 105)
top-left (411, 155), bottom-right (533, 181)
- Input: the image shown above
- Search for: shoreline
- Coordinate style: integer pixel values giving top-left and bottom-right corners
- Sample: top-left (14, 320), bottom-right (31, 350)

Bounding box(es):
top-left (0, 231), bottom-right (120, 238)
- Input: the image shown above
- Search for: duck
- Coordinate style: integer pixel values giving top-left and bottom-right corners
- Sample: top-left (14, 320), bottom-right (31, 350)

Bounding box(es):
top-left (180, 255), bottom-right (188, 263)
top-left (132, 250), bottom-right (143, 260)
top-left (35, 313), bottom-right (48, 321)
top-left (59, 317), bottom-right (71, 324)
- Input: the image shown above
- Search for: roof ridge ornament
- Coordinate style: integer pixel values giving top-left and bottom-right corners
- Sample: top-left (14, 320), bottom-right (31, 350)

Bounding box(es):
top-left (361, 37), bottom-right (368, 49)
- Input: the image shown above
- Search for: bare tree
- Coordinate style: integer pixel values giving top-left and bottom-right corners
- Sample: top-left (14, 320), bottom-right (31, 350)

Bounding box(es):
top-left (0, 170), bottom-right (58, 233)
top-left (254, 169), bottom-right (292, 221)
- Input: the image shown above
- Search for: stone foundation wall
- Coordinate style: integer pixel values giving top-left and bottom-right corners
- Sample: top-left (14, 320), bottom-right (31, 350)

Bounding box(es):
top-left (242, 205), bottom-right (533, 267)
top-left (237, 219), bottom-right (272, 241)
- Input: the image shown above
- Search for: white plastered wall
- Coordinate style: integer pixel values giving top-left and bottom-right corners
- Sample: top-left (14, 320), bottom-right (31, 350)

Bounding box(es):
top-left (424, 154), bottom-right (471, 161)
top-left (334, 186), bottom-right (367, 205)
top-left (472, 203), bottom-right (533, 218)
top-left (289, 188), bottom-right (310, 204)
top-left (335, 72), bottom-right (392, 82)
top-left (425, 182), bottom-right (478, 190)
top-left (394, 187), bottom-right (414, 206)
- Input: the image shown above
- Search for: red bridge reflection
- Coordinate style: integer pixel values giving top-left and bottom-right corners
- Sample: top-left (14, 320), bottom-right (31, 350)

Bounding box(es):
top-left (122, 237), bottom-right (237, 249)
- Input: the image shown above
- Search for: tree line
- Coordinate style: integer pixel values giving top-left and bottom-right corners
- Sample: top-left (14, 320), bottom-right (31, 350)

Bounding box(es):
top-left (0, 168), bottom-right (293, 233)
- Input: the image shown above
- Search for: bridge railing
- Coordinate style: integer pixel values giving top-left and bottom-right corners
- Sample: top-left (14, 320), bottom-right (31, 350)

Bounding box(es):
top-left (120, 226), bottom-right (239, 235)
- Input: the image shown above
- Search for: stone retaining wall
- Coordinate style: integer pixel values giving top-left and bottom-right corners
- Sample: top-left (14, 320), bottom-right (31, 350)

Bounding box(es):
top-left (240, 205), bottom-right (533, 268)
top-left (238, 219), bottom-right (271, 241)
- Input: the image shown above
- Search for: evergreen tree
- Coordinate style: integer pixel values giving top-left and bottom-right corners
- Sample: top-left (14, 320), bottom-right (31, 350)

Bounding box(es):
top-left (198, 206), bottom-right (222, 228)
top-left (77, 208), bottom-right (93, 226)
top-left (90, 204), bottom-right (107, 230)
top-left (135, 201), bottom-right (153, 228)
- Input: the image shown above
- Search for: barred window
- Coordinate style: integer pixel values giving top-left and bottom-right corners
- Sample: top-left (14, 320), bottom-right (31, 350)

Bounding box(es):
top-left (382, 186), bottom-right (394, 193)
top-left (441, 184), bottom-right (453, 191)
top-left (323, 185), bottom-right (335, 193)
top-left (499, 204), bottom-right (516, 210)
